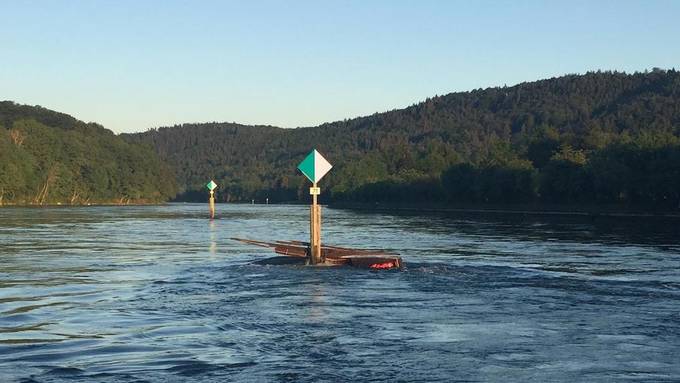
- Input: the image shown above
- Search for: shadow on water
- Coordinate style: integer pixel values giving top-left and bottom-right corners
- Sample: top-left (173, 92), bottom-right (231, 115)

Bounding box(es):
top-left (345, 207), bottom-right (680, 250)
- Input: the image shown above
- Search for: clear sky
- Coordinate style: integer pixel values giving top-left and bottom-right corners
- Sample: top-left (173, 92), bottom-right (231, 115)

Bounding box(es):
top-left (2, 0), bottom-right (679, 133)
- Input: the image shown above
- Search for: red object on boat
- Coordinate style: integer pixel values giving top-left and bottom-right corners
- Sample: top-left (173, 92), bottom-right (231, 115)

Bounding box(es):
top-left (369, 262), bottom-right (395, 269)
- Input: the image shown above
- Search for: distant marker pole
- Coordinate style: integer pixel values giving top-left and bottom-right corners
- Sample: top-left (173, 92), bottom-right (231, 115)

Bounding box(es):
top-left (298, 149), bottom-right (332, 265)
top-left (209, 191), bottom-right (215, 219)
top-left (206, 180), bottom-right (217, 219)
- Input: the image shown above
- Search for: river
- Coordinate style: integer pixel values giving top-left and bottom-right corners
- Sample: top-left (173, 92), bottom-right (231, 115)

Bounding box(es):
top-left (1, 204), bottom-right (679, 382)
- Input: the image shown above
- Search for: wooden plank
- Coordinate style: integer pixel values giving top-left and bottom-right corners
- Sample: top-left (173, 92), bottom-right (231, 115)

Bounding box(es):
top-left (274, 245), bottom-right (307, 257)
top-left (231, 237), bottom-right (403, 270)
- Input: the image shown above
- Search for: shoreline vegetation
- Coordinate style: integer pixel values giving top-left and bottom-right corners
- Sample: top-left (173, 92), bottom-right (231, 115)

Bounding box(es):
top-left (0, 199), bottom-right (166, 207)
top-left (127, 70), bottom-right (680, 211)
top-left (0, 102), bottom-right (177, 205)
top-left (3, 70), bottom-right (680, 211)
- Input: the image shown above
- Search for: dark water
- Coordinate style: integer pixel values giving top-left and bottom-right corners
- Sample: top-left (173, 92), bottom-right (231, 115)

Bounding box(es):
top-left (1, 204), bottom-right (679, 382)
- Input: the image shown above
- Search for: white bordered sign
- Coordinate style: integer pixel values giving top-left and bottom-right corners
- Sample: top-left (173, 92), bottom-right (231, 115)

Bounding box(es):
top-left (297, 149), bottom-right (332, 184)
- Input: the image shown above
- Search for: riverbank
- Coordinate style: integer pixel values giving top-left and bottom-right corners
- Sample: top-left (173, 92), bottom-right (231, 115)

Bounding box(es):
top-left (329, 202), bottom-right (680, 219)
top-left (0, 199), bottom-right (167, 207)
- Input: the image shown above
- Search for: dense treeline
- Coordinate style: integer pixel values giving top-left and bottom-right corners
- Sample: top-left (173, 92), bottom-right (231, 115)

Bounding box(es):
top-left (0, 102), bottom-right (177, 205)
top-left (126, 69), bottom-right (680, 210)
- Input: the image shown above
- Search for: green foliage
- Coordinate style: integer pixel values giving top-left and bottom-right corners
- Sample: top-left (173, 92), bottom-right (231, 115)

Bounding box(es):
top-left (442, 161), bottom-right (538, 204)
top-left (0, 102), bottom-right (177, 205)
top-left (585, 142), bottom-right (680, 205)
top-left (37, 69), bottom-right (680, 209)
top-left (3, 69), bottom-right (678, 209)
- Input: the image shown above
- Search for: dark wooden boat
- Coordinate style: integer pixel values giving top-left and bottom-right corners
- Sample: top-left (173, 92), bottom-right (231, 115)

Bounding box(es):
top-left (232, 238), bottom-right (403, 270)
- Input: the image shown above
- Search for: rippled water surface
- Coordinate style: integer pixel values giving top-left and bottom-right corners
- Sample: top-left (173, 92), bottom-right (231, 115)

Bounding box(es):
top-left (1, 204), bottom-right (679, 382)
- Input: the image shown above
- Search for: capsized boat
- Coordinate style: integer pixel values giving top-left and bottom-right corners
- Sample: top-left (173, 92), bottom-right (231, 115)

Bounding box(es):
top-left (231, 238), bottom-right (403, 270)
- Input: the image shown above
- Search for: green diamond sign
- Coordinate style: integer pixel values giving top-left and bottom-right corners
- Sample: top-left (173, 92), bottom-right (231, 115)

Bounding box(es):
top-left (206, 180), bottom-right (217, 191)
top-left (298, 149), bottom-right (332, 183)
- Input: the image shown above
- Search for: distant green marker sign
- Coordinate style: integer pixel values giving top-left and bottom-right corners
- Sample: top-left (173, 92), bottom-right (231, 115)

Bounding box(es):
top-left (206, 180), bottom-right (217, 191)
top-left (298, 149), bottom-right (332, 183)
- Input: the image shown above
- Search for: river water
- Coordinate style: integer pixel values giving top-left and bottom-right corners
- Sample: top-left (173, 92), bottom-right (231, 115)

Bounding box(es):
top-left (1, 204), bottom-right (679, 382)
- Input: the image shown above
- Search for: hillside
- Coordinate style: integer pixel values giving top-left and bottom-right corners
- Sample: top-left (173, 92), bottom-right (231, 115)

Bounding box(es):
top-left (124, 70), bottom-right (680, 209)
top-left (0, 102), bottom-right (177, 205)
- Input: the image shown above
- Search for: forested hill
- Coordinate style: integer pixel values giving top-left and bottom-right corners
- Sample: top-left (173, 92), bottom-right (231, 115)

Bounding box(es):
top-left (130, 69), bottom-right (679, 209)
top-left (0, 102), bottom-right (177, 205)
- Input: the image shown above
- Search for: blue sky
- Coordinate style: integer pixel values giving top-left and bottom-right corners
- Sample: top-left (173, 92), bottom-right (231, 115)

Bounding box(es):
top-left (2, 0), bottom-right (679, 133)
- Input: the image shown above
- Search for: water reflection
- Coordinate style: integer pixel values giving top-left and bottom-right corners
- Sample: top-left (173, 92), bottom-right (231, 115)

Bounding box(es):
top-left (305, 284), bottom-right (328, 322)
top-left (209, 219), bottom-right (217, 256)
